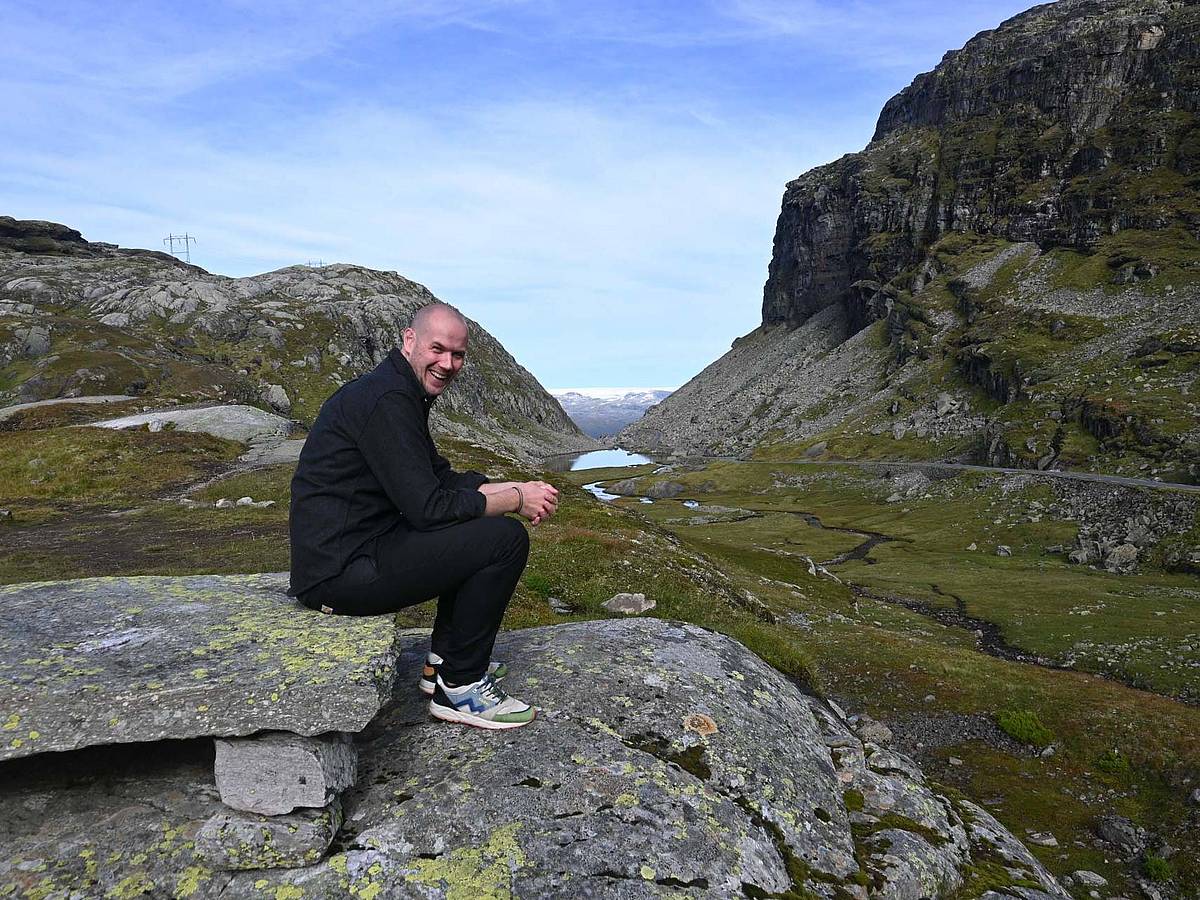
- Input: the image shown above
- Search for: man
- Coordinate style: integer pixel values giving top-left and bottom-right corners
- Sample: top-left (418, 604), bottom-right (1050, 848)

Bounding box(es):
top-left (288, 302), bottom-right (559, 730)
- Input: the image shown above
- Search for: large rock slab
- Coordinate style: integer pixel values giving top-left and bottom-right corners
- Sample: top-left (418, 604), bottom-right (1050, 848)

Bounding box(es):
top-left (0, 573), bottom-right (401, 760)
top-left (0, 618), bottom-right (1066, 899)
top-left (89, 403), bottom-right (295, 445)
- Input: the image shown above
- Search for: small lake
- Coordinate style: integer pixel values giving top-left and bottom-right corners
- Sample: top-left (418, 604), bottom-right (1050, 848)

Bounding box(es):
top-left (545, 448), bottom-right (655, 472)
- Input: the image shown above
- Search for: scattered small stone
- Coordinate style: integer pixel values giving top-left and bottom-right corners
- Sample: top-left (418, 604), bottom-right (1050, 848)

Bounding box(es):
top-left (886, 492), bottom-right (903, 503)
top-left (996, 545), bottom-right (1012, 557)
top-left (1026, 831), bottom-right (1059, 847)
top-left (1095, 815), bottom-right (1145, 854)
top-left (967, 542), bottom-right (977, 551)
top-left (923, 694), bottom-right (935, 703)
top-left (1073, 870), bottom-right (1108, 888)
top-left (215, 498), bottom-right (233, 509)
top-left (1041, 745), bottom-right (1056, 758)
top-left (948, 756), bottom-right (963, 767)
top-left (602, 592), bottom-right (655, 615)
top-left (236, 496), bottom-right (255, 506)
top-left (261, 383), bottom-right (291, 414)
top-left (548, 596), bottom-right (572, 615)
top-left (0, 508), bottom-right (11, 521)
top-left (855, 714), bottom-right (893, 745)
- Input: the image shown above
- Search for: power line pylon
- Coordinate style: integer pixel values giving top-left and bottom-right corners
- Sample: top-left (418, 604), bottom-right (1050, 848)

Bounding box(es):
top-left (163, 233), bottom-right (197, 264)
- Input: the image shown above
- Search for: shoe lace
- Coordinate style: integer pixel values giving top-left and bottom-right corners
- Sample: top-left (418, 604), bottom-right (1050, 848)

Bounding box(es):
top-left (477, 673), bottom-right (507, 706)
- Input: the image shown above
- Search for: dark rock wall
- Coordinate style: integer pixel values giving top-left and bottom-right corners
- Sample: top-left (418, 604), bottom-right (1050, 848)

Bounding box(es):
top-left (762, 0), bottom-right (1200, 329)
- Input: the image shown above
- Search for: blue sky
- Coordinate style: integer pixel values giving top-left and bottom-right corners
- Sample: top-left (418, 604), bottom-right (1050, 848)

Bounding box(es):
top-left (2, 0), bottom-right (1035, 389)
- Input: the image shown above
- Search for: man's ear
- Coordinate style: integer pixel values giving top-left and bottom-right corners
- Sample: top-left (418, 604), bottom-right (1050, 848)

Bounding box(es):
top-left (401, 327), bottom-right (415, 356)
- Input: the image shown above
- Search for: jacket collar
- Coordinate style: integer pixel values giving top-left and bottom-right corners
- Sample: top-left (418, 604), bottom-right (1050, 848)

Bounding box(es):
top-left (388, 346), bottom-right (436, 407)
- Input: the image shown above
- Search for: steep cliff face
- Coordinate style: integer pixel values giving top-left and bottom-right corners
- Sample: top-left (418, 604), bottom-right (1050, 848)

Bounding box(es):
top-left (626, 0), bottom-right (1199, 480)
top-left (0, 217), bottom-right (593, 460)
top-left (764, 0), bottom-right (1199, 328)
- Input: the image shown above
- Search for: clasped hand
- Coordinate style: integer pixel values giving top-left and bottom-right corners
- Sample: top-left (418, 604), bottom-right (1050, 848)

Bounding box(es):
top-left (517, 480), bottom-right (559, 526)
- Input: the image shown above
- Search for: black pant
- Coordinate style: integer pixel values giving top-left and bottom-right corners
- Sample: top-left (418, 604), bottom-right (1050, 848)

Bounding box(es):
top-left (300, 516), bottom-right (529, 684)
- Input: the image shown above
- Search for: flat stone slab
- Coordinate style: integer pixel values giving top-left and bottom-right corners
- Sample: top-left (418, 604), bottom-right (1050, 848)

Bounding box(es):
top-left (0, 573), bottom-right (402, 760)
top-left (89, 403), bottom-right (294, 445)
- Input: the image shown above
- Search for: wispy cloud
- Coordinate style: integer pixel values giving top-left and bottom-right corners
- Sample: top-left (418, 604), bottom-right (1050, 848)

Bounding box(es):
top-left (0, 0), bottom-right (1039, 386)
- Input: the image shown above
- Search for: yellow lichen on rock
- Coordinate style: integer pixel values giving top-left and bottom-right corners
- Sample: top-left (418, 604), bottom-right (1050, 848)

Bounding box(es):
top-left (404, 822), bottom-right (527, 900)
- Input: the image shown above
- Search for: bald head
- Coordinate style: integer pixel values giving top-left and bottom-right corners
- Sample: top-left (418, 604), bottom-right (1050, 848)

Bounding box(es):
top-left (411, 302), bottom-right (468, 336)
top-left (402, 302), bottom-right (469, 397)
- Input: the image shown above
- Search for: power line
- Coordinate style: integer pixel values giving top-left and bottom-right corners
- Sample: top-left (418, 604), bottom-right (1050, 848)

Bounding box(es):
top-left (163, 232), bottom-right (197, 264)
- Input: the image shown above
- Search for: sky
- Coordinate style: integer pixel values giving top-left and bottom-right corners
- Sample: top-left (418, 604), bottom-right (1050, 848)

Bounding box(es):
top-left (1, 0), bottom-right (1036, 389)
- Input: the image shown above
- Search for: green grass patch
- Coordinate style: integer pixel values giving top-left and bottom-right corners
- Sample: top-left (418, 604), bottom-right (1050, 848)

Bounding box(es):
top-left (996, 709), bottom-right (1055, 748)
top-left (0, 426), bottom-right (242, 505)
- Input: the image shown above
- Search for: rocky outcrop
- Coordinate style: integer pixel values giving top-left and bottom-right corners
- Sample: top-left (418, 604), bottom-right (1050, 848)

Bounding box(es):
top-left (624, 0), bottom-right (1199, 478)
top-left (0, 217), bottom-right (595, 461)
top-left (0, 604), bottom-right (1066, 899)
top-left (764, 0), bottom-right (1200, 328)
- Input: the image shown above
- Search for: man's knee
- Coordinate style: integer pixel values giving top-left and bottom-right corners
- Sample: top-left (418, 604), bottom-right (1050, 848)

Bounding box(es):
top-left (486, 515), bottom-right (529, 562)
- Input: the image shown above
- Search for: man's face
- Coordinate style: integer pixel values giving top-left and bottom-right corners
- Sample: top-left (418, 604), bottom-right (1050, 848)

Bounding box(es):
top-left (401, 309), bottom-right (468, 397)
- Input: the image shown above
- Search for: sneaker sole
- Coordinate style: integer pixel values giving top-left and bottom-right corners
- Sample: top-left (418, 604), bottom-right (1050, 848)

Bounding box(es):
top-left (429, 701), bottom-right (536, 730)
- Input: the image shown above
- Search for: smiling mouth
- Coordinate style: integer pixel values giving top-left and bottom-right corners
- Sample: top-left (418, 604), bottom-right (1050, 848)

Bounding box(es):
top-left (429, 369), bottom-right (451, 384)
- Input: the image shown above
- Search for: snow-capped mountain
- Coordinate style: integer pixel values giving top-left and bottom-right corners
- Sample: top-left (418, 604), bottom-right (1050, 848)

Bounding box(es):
top-left (551, 387), bottom-right (674, 438)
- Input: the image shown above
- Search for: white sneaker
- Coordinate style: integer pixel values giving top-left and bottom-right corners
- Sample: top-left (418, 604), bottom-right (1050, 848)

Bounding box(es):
top-left (429, 673), bottom-right (536, 730)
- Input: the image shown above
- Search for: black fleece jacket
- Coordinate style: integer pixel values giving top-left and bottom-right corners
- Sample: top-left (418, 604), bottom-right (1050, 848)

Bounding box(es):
top-left (288, 348), bottom-right (487, 596)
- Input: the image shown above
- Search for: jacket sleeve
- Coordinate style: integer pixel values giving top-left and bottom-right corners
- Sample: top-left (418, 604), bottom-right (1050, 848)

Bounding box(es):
top-left (357, 392), bottom-right (486, 530)
top-left (429, 447), bottom-right (489, 491)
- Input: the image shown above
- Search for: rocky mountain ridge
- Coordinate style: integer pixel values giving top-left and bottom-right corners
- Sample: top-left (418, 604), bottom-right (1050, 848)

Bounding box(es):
top-left (0, 216), bottom-right (594, 461)
top-left (623, 0), bottom-right (1199, 482)
top-left (552, 388), bottom-right (673, 437)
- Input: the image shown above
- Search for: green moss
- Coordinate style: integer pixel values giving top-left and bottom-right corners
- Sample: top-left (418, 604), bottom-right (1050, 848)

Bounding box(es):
top-left (1095, 749), bottom-right (1131, 778)
top-left (851, 813), bottom-right (948, 855)
top-left (1144, 854), bottom-right (1173, 882)
top-left (625, 733), bottom-right (712, 781)
top-left (996, 709), bottom-right (1054, 748)
top-left (843, 790), bottom-right (865, 813)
